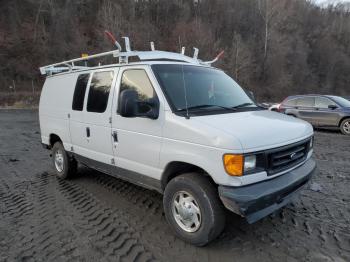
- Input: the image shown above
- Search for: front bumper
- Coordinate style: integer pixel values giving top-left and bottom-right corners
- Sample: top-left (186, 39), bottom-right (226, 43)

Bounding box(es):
top-left (218, 158), bottom-right (316, 224)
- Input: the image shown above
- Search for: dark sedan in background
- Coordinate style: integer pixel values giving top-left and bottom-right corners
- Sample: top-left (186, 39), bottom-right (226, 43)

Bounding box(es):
top-left (278, 95), bottom-right (350, 135)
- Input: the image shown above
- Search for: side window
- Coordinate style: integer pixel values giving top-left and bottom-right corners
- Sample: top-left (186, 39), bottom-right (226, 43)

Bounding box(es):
top-left (119, 69), bottom-right (157, 113)
top-left (297, 97), bottom-right (315, 107)
top-left (72, 74), bottom-right (89, 111)
top-left (315, 97), bottom-right (336, 108)
top-left (87, 71), bottom-right (114, 113)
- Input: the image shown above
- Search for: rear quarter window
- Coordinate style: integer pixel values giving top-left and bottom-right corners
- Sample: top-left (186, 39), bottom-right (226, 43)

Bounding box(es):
top-left (72, 74), bottom-right (90, 111)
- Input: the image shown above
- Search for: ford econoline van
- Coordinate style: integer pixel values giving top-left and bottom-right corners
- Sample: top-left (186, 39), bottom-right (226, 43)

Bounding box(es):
top-left (39, 40), bottom-right (315, 246)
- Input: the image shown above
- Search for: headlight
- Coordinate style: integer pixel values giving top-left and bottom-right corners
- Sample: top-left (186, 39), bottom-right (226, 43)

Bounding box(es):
top-left (223, 154), bottom-right (257, 176)
top-left (244, 155), bottom-right (256, 172)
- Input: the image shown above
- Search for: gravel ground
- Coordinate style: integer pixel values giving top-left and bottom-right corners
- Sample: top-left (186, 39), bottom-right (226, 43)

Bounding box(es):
top-left (0, 110), bottom-right (349, 262)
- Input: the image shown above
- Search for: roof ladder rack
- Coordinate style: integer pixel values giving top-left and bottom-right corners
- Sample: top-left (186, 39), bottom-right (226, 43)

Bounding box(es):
top-left (40, 32), bottom-right (225, 76)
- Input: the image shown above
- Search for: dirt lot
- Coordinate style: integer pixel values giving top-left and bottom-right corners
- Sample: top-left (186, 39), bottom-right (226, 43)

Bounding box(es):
top-left (0, 110), bottom-right (349, 262)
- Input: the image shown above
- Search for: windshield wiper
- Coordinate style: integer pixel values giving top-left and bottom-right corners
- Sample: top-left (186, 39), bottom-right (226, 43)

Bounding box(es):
top-left (231, 102), bottom-right (254, 109)
top-left (177, 104), bottom-right (237, 112)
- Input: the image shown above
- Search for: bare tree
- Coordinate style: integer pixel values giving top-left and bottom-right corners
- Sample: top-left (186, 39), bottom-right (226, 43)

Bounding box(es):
top-left (231, 33), bottom-right (253, 83)
top-left (257, 0), bottom-right (282, 77)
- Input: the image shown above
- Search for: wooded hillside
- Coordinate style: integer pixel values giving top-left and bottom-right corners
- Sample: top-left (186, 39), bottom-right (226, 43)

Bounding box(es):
top-left (1, 0), bottom-right (350, 102)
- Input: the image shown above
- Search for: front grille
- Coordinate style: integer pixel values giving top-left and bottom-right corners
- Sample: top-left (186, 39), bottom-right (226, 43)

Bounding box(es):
top-left (267, 139), bottom-right (310, 176)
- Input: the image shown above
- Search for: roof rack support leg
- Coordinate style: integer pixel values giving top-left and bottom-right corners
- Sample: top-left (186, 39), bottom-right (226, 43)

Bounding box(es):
top-left (193, 47), bottom-right (199, 59)
top-left (123, 37), bottom-right (131, 52)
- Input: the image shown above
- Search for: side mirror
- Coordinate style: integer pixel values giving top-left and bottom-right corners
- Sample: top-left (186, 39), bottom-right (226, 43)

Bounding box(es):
top-left (328, 104), bottom-right (338, 110)
top-left (118, 89), bottom-right (138, 118)
top-left (118, 89), bottom-right (159, 119)
top-left (137, 98), bottom-right (160, 119)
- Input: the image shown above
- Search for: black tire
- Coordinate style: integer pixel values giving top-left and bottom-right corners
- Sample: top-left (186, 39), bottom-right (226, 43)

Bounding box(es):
top-left (340, 118), bottom-right (350, 135)
top-left (52, 142), bottom-right (77, 179)
top-left (163, 173), bottom-right (226, 246)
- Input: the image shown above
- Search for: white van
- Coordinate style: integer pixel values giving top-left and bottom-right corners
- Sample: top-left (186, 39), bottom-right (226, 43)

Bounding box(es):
top-left (39, 42), bottom-right (315, 246)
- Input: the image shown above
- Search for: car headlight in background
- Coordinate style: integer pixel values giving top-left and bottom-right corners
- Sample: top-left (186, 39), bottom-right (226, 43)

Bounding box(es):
top-left (223, 154), bottom-right (257, 176)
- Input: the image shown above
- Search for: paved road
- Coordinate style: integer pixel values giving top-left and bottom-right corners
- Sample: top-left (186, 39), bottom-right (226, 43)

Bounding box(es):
top-left (0, 110), bottom-right (349, 261)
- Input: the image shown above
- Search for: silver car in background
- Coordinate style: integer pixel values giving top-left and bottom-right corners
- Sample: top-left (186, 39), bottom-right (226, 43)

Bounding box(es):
top-left (279, 95), bottom-right (350, 135)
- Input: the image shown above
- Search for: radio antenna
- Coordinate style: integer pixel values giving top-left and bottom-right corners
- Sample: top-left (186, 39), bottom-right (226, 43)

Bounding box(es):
top-left (181, 64), bottom-right (190, 119)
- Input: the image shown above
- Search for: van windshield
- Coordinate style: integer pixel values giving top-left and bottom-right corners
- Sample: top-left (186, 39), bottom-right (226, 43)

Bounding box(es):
top-left (152, 64), bottom-right (257, 115)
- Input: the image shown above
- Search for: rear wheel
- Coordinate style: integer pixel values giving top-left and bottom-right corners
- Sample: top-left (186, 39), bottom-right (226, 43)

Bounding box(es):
top-left (52, 142), bottom-right (77, 179)
top-left (340, 118), bottom-right (350, 135)
top-left (163, 173), bottom-right (226, 246)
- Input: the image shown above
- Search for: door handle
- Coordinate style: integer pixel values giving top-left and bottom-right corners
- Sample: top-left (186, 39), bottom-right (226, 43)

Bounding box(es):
top-left (112, 131), bottom-right (118, 142)
top-left (86, 127), bottom-right (90, 137)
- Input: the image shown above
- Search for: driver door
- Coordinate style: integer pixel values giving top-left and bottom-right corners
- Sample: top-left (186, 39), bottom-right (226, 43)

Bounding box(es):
top-left (111, 66), bottom-right (165, 181)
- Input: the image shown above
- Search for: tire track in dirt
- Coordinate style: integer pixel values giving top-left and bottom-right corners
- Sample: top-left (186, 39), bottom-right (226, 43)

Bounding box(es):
top-left (56, 176), bottom-right (156, 261)
top-left (0, 170), bottom-right (157, 261)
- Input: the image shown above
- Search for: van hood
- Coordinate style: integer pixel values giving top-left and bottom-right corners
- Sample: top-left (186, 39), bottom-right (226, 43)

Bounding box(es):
top-left (193, 110), bottom-right (313, 152)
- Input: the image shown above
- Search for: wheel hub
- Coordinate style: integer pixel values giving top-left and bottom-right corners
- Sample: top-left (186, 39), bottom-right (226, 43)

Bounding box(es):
top-left (344, 121), bottom-right (350, 134)
top-left (172, 191), bottom-right (201, 233)
top-left (54, 150), bottom-right (64, 172)
top-left (178, 202), bottom-right (193, 220)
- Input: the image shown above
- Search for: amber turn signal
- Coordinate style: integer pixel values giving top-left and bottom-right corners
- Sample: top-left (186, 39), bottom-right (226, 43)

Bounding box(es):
top-left (223, 154), bottom-right (244, 176)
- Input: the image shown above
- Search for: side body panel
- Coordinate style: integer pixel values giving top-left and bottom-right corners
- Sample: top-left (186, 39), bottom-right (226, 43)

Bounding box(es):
top-left (294, 107), bottom-right (318, 126)
top-left (39, 73), bottom-right (77, 150)
top-left (314, 108), bottom-right (341, 127)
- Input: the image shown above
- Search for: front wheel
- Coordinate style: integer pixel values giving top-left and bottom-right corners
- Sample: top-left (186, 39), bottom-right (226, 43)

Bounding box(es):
top-left (340, 118), bottom-right (350, 135)
top-left (163, 173), bottom-right (226, 246)
top-left (52, 142), bottom-right (77, 179)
